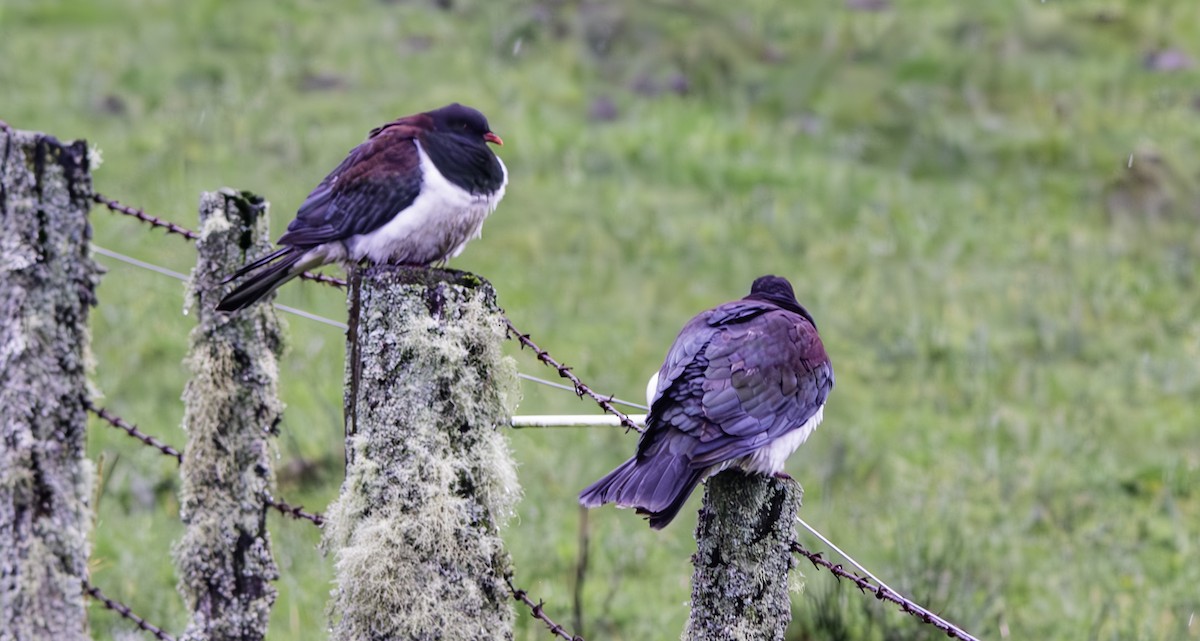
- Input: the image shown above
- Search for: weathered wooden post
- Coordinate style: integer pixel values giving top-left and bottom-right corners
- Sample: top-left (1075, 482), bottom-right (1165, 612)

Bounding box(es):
top-left (174, 189), bottom-right (283, 641)
top-left (0, 126), bottom-right (101, 641)
top-left (683, 472), bottom-right (802, 641)
top-left (326, 266), bottom-right (521, 640)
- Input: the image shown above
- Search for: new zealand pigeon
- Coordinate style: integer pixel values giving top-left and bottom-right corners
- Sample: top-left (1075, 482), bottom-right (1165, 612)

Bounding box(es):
top-left (216, 103), bottom-right (507, 312)
top-left (579, 275), bottom-right (833, 529)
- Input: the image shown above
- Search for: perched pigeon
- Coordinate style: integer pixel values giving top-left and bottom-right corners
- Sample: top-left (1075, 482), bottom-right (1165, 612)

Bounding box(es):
top-left (216, 103), bottom-right (507, 312)
top-left (580, 275), bottom-right (833, 529)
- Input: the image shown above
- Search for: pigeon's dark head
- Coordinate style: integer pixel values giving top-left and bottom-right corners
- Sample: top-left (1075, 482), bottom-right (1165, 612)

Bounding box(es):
top-left (748, 275), bottom-right (817, 326)
top-left (425, 103), bottom-right (504, 147)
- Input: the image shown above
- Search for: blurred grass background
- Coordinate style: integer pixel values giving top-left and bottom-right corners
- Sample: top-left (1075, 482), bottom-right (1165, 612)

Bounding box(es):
top-left (3, 0), bottom-right (1199, 639)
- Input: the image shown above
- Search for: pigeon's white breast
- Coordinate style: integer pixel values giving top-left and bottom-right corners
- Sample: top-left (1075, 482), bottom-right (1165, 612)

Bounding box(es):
top-left (347, 141), bottom-right (507, 265)
top-left (738, 405), bottom-right (825, 476)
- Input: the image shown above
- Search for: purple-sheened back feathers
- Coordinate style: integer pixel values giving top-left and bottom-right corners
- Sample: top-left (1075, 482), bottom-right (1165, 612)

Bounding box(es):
top-left (216, 103), bottom-right (506, 312)
top-left (579, 275), bottom-right (833, 529)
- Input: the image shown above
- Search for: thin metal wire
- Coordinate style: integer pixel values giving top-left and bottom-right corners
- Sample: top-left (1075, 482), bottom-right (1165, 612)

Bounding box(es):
top-left (791, 518), bottom-right (981, 641)
top-left (511, 414), bottom-right (647, 428)
top-left (503, 318), bottom-right (645, 434)
top-left (90, 192), bottom-right (989, 640)
top-left (94, 245), bottom-right (654, 412)
top-left (91, 244), bottom-right (189, 280)
top-left (92, 244), bottom-right (348, 329)
top-left (90, 191), bottom-right (346, 287)
top-left (517, 373), bottom-right (649, 412)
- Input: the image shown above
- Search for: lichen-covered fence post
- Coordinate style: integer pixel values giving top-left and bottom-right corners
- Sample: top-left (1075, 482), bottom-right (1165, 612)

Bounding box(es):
top-left (683, 471), bottom-right (803, 641)
top-left (0, 126), bottom-right (101, 641)
top-left (174, 189), bottom-right (283, 641)
top-left (327, 266), bottom-right (520, 641)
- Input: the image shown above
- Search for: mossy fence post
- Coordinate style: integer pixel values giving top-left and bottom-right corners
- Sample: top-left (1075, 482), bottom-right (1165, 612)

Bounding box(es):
top-left (175, 189), bottom-right (283, 641)
top-left (326, 266), bottom-right (521, 641)
top-left (0, 126), bottom-right (101, 641)
top-left (683, 472), bottom-right (802, 641)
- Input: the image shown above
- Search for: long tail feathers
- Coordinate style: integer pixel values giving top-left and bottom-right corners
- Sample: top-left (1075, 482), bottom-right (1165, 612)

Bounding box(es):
top-left (222, 246), bottom-right (292, 284)
top-left (579, 455), bottom-right (705, 530)
top-left (216, 248), bottom-right (312, 312)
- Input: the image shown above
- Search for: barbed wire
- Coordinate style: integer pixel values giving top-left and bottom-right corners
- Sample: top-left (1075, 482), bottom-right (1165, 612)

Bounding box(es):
top-left (91, 193), bottom-right (199, 241)
top-left (789, 541), bottom-right (981, 641)
top-left (85, 399), bottom-right (183, 463)
top-left (90, 244), bottom-right (642, 412)
top-left (503, 318), bottom-right (645, 435)
top-left (263, 492), bottom-right (326, 527)
top-left (83, 580), bottom-right (177, 641)
top-left (85, 400), bottom-right (326, 527)
top-left (90, 190), bottom-right (346, 287)
top-left (91, 194), bottom-right (649, 422)
top-left (516, 373), bottom-right (648, 412)
top-left (507, 576), bottom-right (585, 641)
top-left (91, 244), bottom-right (349, 331)
top-left (86, 189), bottom-right (970, 640)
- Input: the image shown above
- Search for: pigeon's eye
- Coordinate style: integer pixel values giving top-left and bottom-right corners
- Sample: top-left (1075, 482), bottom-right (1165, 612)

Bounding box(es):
top-left (460, 122), bottom-right (471, 131)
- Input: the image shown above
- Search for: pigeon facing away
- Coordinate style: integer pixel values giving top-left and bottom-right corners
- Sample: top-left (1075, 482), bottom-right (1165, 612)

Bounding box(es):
top-left (579, 275), bottom-right (833, 529)
top-left (216, 103), bottom-right (507, 312)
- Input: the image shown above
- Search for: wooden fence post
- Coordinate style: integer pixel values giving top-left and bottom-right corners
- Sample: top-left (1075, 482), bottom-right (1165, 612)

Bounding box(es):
top-left (0, 126), bottom-right (101, 641)
top-left (683, 471), bottom-right (802, 641)
top-left (175, 189), bottom-right (282, 641)
top-left (326, 266), bottom-right (521, 640)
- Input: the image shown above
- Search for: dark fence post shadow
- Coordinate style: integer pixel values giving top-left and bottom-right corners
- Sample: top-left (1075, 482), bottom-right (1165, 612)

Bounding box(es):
top-left (175, 189), bottom-right (282, 641)
top-left (684, 471), bottom-right (803, 641)
top-left (327, 265), bottom-right (521, 640)
top-left (0, 126), bottom-right (101, 641)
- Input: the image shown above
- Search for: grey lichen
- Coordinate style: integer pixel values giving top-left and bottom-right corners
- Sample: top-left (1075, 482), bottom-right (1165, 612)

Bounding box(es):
top-left (683, 471), bottom-right (803, 641)
top-left (0, 127), bottom-right (102, 641)
top-left (174, 189), bottom-right (282, 641)
top-left (326, 266), bottom-right (521, 641)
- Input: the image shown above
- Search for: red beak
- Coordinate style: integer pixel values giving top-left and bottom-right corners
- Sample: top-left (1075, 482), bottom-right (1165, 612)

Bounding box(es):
top-left (484, 132), bottom-right (504, 146)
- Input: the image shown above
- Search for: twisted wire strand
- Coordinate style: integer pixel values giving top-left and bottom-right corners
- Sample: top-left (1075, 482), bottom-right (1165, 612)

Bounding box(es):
top-left (85, 401), bottom-right (325, 527)
top-left (507, 576), bottom-right (585, 641)
top-left (84, 580), bottom-right (177, 641)
top-left (503, 318), bottom-right (645, 435)
top-left (88, 191), bottom-right (978, 641)
top-left (789, 539), bottom-right (981, 641)
top-left (91, 191), bottom-right (346, 287)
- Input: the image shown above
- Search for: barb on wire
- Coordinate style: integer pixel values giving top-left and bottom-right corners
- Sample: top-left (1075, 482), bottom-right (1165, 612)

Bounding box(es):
top-left (297, 270), bottom-right (347, 288)
top-left (89, 191), bottom-right (346, 288)
top-left (789, 541), bottom-right (980, 641)
top-left (85, 400), bottom-right (327, 527)
top-left (91, 193), bottom-right (199, 241)
top-left (502, 318), bottom-right (645, 434)
top-left (264, 493), bottom-right (326, 527)
top-left (84, 579), bottom-right (177, 641)
top-left (86, 399), bottom-right (183, 463)
top-left (507, 576), bottom-right (584, 641)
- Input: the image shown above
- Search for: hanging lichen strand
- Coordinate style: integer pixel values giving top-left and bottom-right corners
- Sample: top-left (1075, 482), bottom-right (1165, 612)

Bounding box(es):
top-left (327, 267), bottom-right (521, 641)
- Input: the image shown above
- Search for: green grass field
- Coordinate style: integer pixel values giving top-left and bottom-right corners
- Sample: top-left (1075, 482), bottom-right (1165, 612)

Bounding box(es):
top-left (3, 0), bottom-right (1199, 639)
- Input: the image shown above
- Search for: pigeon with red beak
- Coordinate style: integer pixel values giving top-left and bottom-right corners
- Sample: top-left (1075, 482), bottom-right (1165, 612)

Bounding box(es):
top-left (580, 275), bottom-right (834, 529)
top-left (217, 103), bottom-right (507, 312)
